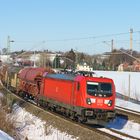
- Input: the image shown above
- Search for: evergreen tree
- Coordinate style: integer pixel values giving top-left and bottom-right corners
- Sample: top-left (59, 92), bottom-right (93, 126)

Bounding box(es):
top-left (53, 55), bottom-right (60, 68)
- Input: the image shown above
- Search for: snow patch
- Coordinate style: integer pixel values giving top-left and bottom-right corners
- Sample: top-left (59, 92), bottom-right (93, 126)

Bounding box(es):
top-left (116, 98), bottom-right (140, 112)
top-left (7, 104), bottom-right (77, 140)
top-left (0, 130), bottom-right (14, 140)
top-left (107, 116), bottom-right (140, 139)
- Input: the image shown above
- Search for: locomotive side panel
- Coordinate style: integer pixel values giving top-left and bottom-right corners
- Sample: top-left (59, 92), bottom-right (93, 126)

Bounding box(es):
top-left (43, 78), bottom-right (75, 106)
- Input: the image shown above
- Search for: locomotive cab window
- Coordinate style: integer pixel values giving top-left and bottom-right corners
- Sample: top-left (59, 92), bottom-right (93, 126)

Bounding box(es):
top-left (87, 82), bottom-right (112, 97)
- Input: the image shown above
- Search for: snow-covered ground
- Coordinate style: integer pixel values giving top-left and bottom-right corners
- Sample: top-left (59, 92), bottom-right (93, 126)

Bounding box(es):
top-left (7, 104), bottom-right (77, 140)
top-left (95, 71), bottom-right (140, 101)
top-left (116, 98), bottom-right (140, 112)
top-left (0, 130), bottom-right (14, 140)
top-left (106, 96), bottom-right (140, 139)
top-left (107, 116), bottom-right (140, 139)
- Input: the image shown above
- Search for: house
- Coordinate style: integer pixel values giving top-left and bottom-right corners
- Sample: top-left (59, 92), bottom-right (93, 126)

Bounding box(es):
top-left (118, 62), bottom-right (132, 71)
top-left (76, 62), bottom-right (93, 71)
top-left (0, 55), bottom-right (12, 63)
top-left (118, 61), bottom-right (140, 72)
top-left (132, 60), bottom-right (140, 71)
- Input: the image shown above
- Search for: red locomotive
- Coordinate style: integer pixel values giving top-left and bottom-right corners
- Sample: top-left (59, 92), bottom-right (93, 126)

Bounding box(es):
top-left (18, 68), bottom-right (115, 123)
top-left (17, 67), bottom-right (116, 124)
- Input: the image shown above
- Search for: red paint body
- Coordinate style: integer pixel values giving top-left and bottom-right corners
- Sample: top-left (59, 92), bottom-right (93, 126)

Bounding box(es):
top-left (42, 74), bottom-right (115, 111)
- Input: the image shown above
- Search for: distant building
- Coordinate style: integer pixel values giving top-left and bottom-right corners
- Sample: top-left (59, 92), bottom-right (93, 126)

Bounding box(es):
top-left (132, 60), bottom-right (140, 71)
top-left (118, 62), bottom-right (132, 71)
top-left (0, 55), bottom-right (12, 63)
top-left (118, 64), bottom-right (124, 71)
top-left (118, 61), bottom-right (140, 72)
top-left (29, 53), bottom-right (40, 62)
top-left (45, 53), bottom-right (61, 62)
top-left (76, 62), bottom-right (93, 71)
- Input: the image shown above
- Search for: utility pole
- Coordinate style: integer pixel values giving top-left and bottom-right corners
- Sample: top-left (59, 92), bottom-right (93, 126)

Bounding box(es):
top-left (7, 36), bottom-right (14, 54)
top-left (111, 39), bottom-right (114, 52)
top-left (7, 36), bottom-right (14, 61)
top-left (130, 28), bottom-right (133, 54)
top-left (33, 51), bottom-right (36, 67)
top-left (103, 40), bottom-right (113, 52)
top-left (7, 36), bottom-right (10, 55)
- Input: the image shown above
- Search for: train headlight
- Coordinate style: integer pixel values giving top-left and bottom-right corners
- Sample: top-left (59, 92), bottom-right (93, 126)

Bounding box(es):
top-left (104, 100), bottom-right (112, 107)
top-left (86, 98), bottom-right (92, 105)
top-left (107, 100), bottom-right (112, 107)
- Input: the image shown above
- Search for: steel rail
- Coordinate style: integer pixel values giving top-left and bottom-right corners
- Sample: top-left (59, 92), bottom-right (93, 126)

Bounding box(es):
top-left (116, 106), bottom-right (140, 117)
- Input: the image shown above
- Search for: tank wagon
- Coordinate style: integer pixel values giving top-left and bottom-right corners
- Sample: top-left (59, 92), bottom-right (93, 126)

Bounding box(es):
top-left (2, 67), bottom-right (116, 124)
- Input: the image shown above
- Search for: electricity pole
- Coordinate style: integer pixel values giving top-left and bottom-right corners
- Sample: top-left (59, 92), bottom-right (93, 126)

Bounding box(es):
top-left (103, 40), bottom-right (113, 52)
top-left (33, 51), bottom-right (36, 67)
top-left (7, 36), bottom-right (10, 55)
top-left (7, 36), bottom-right (14, 61)
top-left (7, 36), bottom-right (14, 54)
top-left (111, 39), bottom-right (114, 52)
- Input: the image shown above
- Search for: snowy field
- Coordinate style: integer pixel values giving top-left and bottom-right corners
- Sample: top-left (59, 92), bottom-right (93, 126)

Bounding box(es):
top-left (95, 71), bottom-right (140, 101)
top-left (7, 104), bottom-right (77, 140)
top-left (116, 98), bottom-right (140, 112)
top-left (0, 130), bottom-right (14, 140)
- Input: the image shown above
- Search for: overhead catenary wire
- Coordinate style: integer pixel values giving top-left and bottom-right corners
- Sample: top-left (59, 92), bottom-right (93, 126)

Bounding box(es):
top-left (14, 30), bottom-right (140, 43)
top-left (9, 30), bottom-right (140, 54)
top-left (12, 31), bottom-right (140, 43)
top-left (43, 30), bottom-right (140, 42)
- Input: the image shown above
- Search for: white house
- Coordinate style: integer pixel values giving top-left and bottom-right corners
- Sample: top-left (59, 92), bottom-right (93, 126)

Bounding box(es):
top-left (76, 62), bottom-right (93, 71)
top-left (0, 55), bottom-right (12, 63)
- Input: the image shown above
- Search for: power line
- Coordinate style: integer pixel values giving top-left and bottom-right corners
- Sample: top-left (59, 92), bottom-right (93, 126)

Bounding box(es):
top-left (9, 30), bottom-right (140, 43)
top-left (44, 30), bottom-right (140, 42)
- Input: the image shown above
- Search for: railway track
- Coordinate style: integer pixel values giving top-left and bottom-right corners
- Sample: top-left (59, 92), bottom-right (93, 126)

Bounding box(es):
top-left (115, 105), bottom-right (140, 125)
top-left (116, 106), bottom-right (140, 117)
top-left (1, 85), bottom-right (139, 140)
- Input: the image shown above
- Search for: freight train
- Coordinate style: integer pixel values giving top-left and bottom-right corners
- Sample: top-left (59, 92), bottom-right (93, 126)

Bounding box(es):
top-left (1, 66), bottom-right (116, 124)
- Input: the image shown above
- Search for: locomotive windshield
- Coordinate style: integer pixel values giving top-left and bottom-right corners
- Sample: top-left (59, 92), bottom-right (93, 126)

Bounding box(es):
top-left (87, 82), bottom-right (112, 97)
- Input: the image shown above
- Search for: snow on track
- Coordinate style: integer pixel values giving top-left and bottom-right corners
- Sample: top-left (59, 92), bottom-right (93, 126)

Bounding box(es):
top-left (106, 116), bottom-right (140, 139)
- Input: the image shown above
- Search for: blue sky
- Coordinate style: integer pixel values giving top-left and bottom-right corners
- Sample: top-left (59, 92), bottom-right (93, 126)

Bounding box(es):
top-left (0, 0), bottom-right (140, 54)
